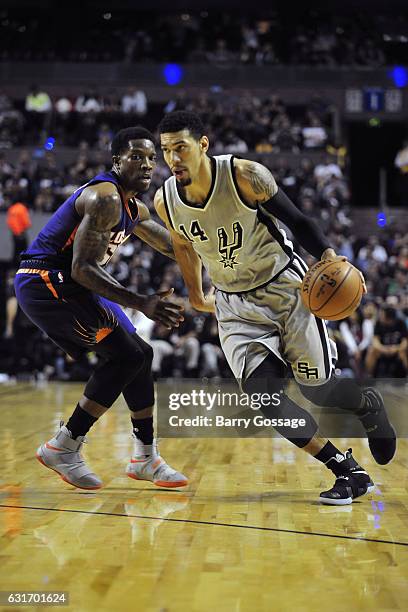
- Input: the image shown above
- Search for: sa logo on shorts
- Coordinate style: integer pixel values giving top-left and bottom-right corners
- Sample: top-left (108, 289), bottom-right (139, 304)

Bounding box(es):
top-left (297, 361), bottom-right (319, 379)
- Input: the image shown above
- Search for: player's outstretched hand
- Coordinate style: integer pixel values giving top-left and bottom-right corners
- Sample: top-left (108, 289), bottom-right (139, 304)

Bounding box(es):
top-left (321, 248), bottom-right (367, 294)
top-left (138, 288), bottom-right (184, 329)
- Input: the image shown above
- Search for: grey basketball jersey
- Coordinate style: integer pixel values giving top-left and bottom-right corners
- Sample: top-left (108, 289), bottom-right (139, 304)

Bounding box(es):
top-left (163, 155), bottom-right (294, 293)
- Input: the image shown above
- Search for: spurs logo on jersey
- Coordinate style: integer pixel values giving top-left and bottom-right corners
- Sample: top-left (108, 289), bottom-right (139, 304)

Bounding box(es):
top-left (163, 154), bottom-right (294, 293)
top-left (101, 229), bottom-right (127, 265)
top-left (217, 221), bottom-right (243, 269)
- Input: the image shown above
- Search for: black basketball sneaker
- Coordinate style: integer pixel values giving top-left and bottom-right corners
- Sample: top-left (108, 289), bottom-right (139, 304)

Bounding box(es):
top-left (357, 387), bottom-right (397, 465)
top-left (319, 449), bottom-right (375, 506)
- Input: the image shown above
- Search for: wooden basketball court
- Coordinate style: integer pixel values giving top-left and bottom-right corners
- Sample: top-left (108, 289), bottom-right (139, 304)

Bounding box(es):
top-left (1, 382), bottom-right (407, 611)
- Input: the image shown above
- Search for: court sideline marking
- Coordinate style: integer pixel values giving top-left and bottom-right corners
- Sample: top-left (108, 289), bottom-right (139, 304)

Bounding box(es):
top-left (0, 504), bottom-right (407, 547)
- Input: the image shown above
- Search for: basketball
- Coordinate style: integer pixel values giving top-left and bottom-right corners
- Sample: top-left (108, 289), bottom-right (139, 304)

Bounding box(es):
top-left (301, 259), bottom-right (364, 321)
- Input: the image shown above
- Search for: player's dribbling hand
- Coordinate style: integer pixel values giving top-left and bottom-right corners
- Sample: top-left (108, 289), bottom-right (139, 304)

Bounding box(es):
top-left (321, 247), bottom-right (347, 263)
top-left (139, 288), bottom-right (184, 329)
top-left (321, 248), bottom-right (367, 294)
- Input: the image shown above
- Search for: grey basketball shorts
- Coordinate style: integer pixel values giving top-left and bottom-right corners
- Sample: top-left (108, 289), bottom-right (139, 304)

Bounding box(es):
top-left (215, 256), bottom-right (337, 386)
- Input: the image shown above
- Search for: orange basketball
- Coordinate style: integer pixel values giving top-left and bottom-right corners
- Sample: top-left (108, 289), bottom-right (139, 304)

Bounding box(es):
top-left (301, 260), bottom-right (363, 321)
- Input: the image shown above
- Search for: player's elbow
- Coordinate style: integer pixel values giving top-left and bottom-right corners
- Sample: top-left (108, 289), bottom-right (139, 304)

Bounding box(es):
top-left (70, 260), bottom-right (84, 283)
top-left (71, 260), bottom-right (94, 285)
top-left (164, 243), bottom-right (176, 260)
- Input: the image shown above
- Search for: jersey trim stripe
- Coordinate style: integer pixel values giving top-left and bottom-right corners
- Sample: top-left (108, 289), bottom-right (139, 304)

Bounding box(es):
top-left (294, 253), bottom-right (308, 274)
top-left (62, 224), bottom-right (79, 251)
top-left (229, 156), bottom-right (257, 211)
top-left (287, 259), bottom-right (332, 380)
top-left (162, 182), bottom-right (176, 230)
top-left (124, 197), bottom-right (140, 222)
top-left (39, 270), bottom-right (59, 299)
top-left (314, 316), bottom-right (331, 379)
top-left (288, 261), bottom-right (304, 281)
top-left (257, 205), bottom-right (293, 259)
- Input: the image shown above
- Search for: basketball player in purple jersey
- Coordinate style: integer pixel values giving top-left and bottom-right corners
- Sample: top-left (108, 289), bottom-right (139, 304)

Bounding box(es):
top-left (14, 127), bottom-right (188, 490)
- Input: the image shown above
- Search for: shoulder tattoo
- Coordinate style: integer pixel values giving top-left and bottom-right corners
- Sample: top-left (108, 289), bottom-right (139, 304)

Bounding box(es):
top-left (243, 162), bottom-right (275, 199)
top-left (90, 192), bottom-right (121, 231)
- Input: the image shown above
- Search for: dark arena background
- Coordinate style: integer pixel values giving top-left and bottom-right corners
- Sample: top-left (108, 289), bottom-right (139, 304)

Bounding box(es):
top-left (0, 1), bottom-right (407, 611)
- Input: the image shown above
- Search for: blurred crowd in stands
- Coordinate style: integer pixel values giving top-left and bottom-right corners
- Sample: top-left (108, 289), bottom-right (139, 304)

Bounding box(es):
top-left (1, 132), bottom-right (407, 383)
top-left (0, 9), bottom-right (407, 66)
top-left (0, 87), bottom-right (332, 154)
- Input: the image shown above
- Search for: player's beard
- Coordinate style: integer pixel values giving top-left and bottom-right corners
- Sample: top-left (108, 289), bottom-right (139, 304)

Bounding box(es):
top-left (177, 176), bottom-right (192, 187)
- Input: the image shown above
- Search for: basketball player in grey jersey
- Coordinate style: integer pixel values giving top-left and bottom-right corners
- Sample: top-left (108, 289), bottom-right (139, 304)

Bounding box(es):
top-left (155, 111), bottom-right (396, 505)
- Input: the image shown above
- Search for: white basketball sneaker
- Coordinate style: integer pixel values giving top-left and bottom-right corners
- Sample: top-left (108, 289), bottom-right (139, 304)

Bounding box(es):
top-left (36, 423), bottom-right (102, 490)
top-left (126, 436), bottom-right (188, 488)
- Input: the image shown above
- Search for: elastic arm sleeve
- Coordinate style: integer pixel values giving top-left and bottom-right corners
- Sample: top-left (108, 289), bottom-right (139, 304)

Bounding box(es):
top-left (258, 188), bottom-right (331, 259)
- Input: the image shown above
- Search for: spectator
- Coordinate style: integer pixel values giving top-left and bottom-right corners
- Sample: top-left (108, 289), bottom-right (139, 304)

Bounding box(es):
top-left (121, 88), bottom-right (148, 115)
top-left (208, 39), bottom-right (235, 65)
top-left (0, 91), bottom-right (24, 146)
top-left (55, 95), bottom-right (73, 114)
top-left (25, 84), bottom-right (52, 114)
top-left (358, 236), bottom-right (388, 265)
top-left (365, 307), bottom-right (408, 377)
top-left (24, 84), bottom-right (52, 141)
top-left (150, 324), bottom-right (174, 378)
top-left (199, 315), bottom-right (226, 379)
top-left (0, 9), bottom-right (405, 67)
top-left (302, 115), bottom-right (328, 149)
top-left (75, 90), bottom-right (103, 113)
top-left (6, 200), bottom-right (31, 266)
top-left (173, 309), bottom-right (201, 378)
top-left (339, 312), bottom-right (361, 370)
top-left (359, 302), bottom-right (377, 357)
top-left (314, 155), bottom-right (343, 185)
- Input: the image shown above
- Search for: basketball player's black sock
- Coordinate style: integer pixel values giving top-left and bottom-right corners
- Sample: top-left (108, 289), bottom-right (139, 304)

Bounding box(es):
top-left (314, 441), bottom-right (352, 476)
top-left (131, 416), bottom-right (154, 446)
top-left (66, 404), bottom-right (98, 440)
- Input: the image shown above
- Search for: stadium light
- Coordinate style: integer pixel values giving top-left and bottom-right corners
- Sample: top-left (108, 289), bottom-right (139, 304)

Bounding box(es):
top-left (391, 66), bottom-right (408, 88)
top-left (377, 212), bottom-right (387, 227)
top-left (44, 137), bottom-right (55, 151)
top-left (163, 64), bottom-right (183, 86)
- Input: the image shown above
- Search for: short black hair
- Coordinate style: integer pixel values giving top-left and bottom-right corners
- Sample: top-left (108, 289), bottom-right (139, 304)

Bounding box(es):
top-left (111, 127), bottom-right (155, 157)
top-left (158, 111), bottom-right (204, 140)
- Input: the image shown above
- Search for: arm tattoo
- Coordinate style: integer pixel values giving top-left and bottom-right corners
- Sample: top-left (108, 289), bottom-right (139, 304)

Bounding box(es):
top-left (244, 162), bottom-right (275, 199)
top-left (70, 192), bottom-right (144, 308)
top-left (73, 193), bottom-right (120, 265)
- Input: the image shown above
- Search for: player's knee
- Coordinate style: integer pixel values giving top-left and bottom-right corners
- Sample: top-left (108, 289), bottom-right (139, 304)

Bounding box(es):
top-left (243, 376), bottom-right (283, 419)
top-left (300, 376), bottom-right (362, 412)
top-left (299, 382), bottom-right (329, 406)
top-left (129, 334), bottom-right (153, 367)
top-left (242, 374), bottom-right (281, 398)
top-left (243, 356), bottom-right (284, 395)
top-left (141, 341), bottom-right (154, 366)
top-left (127, 338), bottom-right (154, 370)
top-left (109, 344), bottom-right (149, 380)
